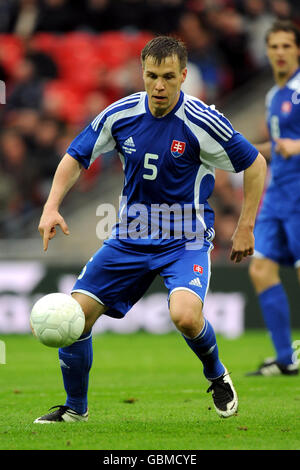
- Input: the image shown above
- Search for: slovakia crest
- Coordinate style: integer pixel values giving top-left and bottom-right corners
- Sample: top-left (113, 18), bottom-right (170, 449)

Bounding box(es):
top-left (193, 264), bottom-right (203, 276)
top-left (281, 101), bottom-right (292, 114)
top-left (171, 140), bottom-right (186, 158)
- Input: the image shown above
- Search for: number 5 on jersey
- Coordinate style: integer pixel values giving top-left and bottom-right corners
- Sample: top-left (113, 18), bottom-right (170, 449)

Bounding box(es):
top-left (143, 153), bottom-right (159, 180)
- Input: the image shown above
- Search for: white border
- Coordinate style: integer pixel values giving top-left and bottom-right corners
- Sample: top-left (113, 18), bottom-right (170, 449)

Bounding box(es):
top-left (71, 289), bottom-right (105, 306)
top-left (169, 287), bottom-right (203, 303)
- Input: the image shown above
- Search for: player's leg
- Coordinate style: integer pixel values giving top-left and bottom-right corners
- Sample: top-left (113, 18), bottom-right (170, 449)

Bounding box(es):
top-left (160, 242), bottom-right (238, 418)
top-left (34, 243), bottom-right (159, 423)
top-left (248, 217), bottom-right (294, 375)
top-left (72, 291), bottom-right (108, 334)
top-left (169, 289), bottom-right (237, 418)
top-left (34, 293), bottom-right (107, 423)
top-left (58, 293), bottom-right (107, 417)
top-left (169, 290), bottom-right (224, 380)
top-left (249, 256), bottom-right (280, 293)
top-left (248, 259), bottom-right (296, 375)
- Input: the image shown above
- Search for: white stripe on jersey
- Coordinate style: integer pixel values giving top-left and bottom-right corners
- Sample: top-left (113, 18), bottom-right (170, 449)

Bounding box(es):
top-left (186, 99), bottom-right (233, 138)
top-left (90, 96), bottom-right (146, 166)
top-left (175, 103), bottom-right (235, 172)
top-left (193, 163), bottom-right (215, 231)
top-left (185, 101), bottom-right (233, 141)
top-left (286, 70), bottom-right (300, 91)
top-left (206, 227), bottom-right (215, 241)
top-left (91, 93), bottom-right (142, 131)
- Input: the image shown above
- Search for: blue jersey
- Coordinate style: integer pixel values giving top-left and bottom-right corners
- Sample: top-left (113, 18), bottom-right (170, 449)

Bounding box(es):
top-left (265, 67), bottom-right (300, 213)
top-left (67, 91), bottom-right (258, 249)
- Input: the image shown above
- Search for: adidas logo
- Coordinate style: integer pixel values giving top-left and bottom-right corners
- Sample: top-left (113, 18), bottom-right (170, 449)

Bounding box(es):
top-left (59, 359), bottom-right (70, 369)
top-left (123, 137), bottom-right (135, 148)
top-left (189, 278), bottom-right (202, 288)
top-left (123, 136), bottom-right (136, 154)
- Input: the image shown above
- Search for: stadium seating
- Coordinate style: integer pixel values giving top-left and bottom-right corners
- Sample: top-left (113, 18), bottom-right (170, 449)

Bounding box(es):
top-left (0, 31), bottom-right (156, 123)
top-left (0, 34), bottom-right (24, 75)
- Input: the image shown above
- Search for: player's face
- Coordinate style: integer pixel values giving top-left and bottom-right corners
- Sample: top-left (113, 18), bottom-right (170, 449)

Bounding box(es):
top-left (267, 31), bottom-right (300, 80)
top-left (143, 55), bottom-right (187, 118)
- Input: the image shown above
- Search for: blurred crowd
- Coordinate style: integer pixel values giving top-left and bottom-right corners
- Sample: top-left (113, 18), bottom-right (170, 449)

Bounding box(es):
top-left (0, 0), bottom-right (299, 256)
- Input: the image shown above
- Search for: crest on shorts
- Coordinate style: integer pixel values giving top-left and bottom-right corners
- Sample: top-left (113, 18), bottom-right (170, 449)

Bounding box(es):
top-left (193, 264), bottom-right (203, 276)
top-left (171, 140), bottom-right (186, 158)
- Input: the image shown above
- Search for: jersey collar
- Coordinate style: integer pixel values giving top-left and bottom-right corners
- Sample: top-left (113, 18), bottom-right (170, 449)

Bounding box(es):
top-left (145, 90), bottom-right (184, 119)
top-left (285, 67), bottom-right (300, 88)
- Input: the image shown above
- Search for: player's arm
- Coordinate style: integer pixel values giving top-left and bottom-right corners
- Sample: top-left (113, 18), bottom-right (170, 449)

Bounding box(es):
top-left (38, 153), bottom-right (83, 251)
top-left (253, 117), bottom-right (271, 160)
top-left (230, 152), bottom-right (267, 263)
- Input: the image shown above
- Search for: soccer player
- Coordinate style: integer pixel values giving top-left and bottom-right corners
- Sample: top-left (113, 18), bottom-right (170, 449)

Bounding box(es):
top-left (248, 20), bottom-right (300, 376)
top-left (35, 36), bottom-right (266, 422)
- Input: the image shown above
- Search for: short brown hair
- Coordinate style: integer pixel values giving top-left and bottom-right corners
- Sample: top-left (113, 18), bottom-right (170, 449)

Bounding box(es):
top-left (141, 36), bottom-right (187, 70)
top-left (265, 20), bottom-right (300, 47)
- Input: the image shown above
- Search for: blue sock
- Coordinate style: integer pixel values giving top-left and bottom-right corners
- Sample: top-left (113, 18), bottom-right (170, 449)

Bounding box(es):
top-left (182, 318), bottom-right (225, 380)
top-left (258, 284), bottom-right (293, 365)
top-left (58, 332), bottom-right (93, 414)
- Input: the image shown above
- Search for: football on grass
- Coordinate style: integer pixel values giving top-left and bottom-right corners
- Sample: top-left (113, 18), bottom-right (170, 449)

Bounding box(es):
top-left (30, 293), bottom-right (85, 348)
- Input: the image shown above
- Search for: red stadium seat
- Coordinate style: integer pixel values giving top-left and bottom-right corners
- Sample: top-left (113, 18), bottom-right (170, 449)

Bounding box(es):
top-left (57, 54), bottom-right (102, 92)
top-left (28, 33), bottom-right (61, 57)
top-left (0, 34), bottom-right (24, 74)
top-left (95, 32), bottom-right (133, 68)
top-left (128, 32), bottom-right (154, 58)
top-left (0, 31), bottom-right (154, 124)
top-left (50, 33), bottom-right (104, 91)
top-left (43, 79), bottom-right (87, 125)
top-left (78, 158), bottom-right (102, 192)
top-left (54, 32), bottom-right (96, 65)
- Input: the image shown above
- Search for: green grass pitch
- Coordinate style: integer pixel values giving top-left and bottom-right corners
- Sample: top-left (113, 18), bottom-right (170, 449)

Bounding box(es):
top-left (1, 331), bottom-right (300, 450)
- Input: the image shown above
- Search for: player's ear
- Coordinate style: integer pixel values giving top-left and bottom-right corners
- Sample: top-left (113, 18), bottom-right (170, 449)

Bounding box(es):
top-left (181, 68), bottom-right (187, 84)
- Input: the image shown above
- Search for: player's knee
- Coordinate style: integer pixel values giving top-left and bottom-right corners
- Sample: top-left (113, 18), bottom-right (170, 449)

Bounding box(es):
top-left (169, 290), bottom-right (204, 335)
top-left (249, 258), bottom-right (272, 282)
top-left (170, 304), bottom-right (203, 335)
top-left (249, 258), bottom-right (279, 292)
top-left (71, 292), bottom-right (106, 332)
top-left (173, 313), bottom-right (200, 335)
top-left (249, 259), bottom-right (263, 283)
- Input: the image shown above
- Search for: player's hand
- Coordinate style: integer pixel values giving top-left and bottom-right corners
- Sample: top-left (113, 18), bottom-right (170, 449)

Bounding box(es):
top-left (38, 208), bottom-right (70, 252)
top-left (274, 138), bottom-right (300, 158)
top-left (230, 225), bottom-right (254, 263)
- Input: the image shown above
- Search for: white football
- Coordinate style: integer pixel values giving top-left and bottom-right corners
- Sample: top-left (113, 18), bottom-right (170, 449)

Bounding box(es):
top-left (30, 293), bottom-right (85, 348)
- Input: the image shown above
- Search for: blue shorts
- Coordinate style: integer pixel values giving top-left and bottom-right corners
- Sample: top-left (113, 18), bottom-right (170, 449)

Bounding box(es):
top-left (72, 239), bottom-right (213, 318)
top-left (254, 205), bottom-right (300, 267)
